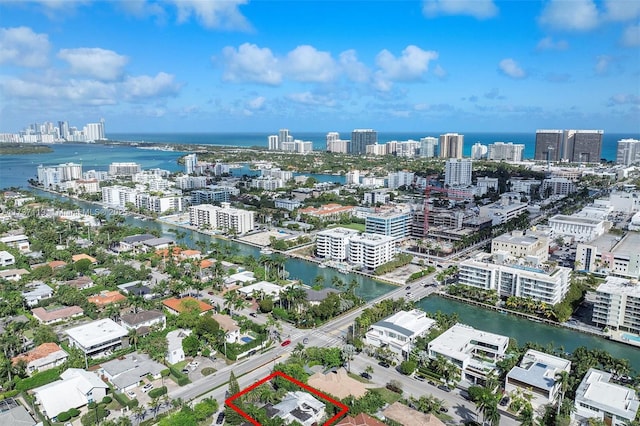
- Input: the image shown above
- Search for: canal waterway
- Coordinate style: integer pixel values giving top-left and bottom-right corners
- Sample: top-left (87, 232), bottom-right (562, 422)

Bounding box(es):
top-left (418, 295), bottom-right (640, 372)
top-left (34, 190), bottom-right (640, 371)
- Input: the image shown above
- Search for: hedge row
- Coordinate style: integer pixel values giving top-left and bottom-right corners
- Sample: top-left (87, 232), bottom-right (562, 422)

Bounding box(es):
top-left (148, 386), bottom-right (167, 398)
top-left (168, 366), bottom-right (190, 386)
top-left (113, 391), bottom-right (138, 409)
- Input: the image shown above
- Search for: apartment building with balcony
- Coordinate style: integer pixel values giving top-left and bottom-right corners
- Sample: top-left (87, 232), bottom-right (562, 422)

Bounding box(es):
top-left (592, 276), bottom-right (640, 334)
top-left (348, 233), bottom-right (398, 270)
top-left (364, 310), bottom-right (436, 360)
top-left (315, 227), bottom-right (359, 261)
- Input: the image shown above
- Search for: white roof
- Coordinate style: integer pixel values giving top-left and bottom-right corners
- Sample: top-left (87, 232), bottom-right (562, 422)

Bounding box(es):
top-left (166, 329), bottom-right (192, 352)
top-left (429, 324), bottom-right (508, 361)
top-left (225, 270), bottom-right (256, 284)
top-left (65, 318), bottom-right (128, 348)
top-left (237, 281), bottom-right (283, 297)
top-left (372, 309), bottom-right (436, 338)
top-left (576, 368), bottom-right (639, 420)
top-left (0, 235), bottom-right (28, 243)
top-left (33, 369), bottom-right (107, 419)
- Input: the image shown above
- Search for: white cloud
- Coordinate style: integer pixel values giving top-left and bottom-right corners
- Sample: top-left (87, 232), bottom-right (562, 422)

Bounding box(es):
top-left (247, 96), bottom-right (266, 110)
top-left (422, 0), bottom-right (498, 19)
top-left (621, 24), bottom-right (640, 47)
top-left (375, 45), bottom-right (438, 82)
top-left (498, 58), bottom-right (526, 78)
top-left (285, 45), bottom-right (339, 83)
top-left (221, 43), bottom-right (281, 85)
top-left (122, 72), bottom-right (181, 99)
top-left (117, 0), bottom-right (166, 20)
top-left (538, 0), bottom-right (599, 31)
top-left (595, 55), bottom-right (612, 75)
top-left (536, 36), bottom-right (569, 51)
top-left (0, 26), bottom-right (50, 67)
top-left (603, 0), bottom-right (640, 21)
top-left (286, 92), bottom-right (337, 107)
top-left (58, 48), bottom-right (128, 81)
top-left (339, 50), bottom-right (370, 83)
top-left (168, 0), bottom-right (251, 31)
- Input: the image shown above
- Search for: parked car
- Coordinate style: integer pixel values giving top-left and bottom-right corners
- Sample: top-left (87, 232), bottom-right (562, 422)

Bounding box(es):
top-left (437, 384), bottom-right (451, 392)
top-left (378, 361), bottom-right (390, 368)
top-left (249, 312), bottom-right (258, 317)
top-left (215, 412), bottom-right (225, 425)
top-left (181, 368), bottom-right (189, 374)
top-left (281, 339), bottom-right (291, 347)
top-left (126, 390), bottom-right (136, 398)
top-left (141, 383), bottom-right (153, 393)
top-left (414, 375), bottom-right (425, 381)
top-left (360, 372), bottom-right (372, 380)
top-left (439, 406), bottom-right (448, 413)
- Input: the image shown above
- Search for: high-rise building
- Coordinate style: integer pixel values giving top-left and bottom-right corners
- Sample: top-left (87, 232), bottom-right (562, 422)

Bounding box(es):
top-left (279, 129), bottom-right (291, 148)
top-left (438, 133), bottom-right (464, 159)
top-left (419, 137), bottom-right (438, 158)
top-left (184, 153), bottom-right (197, 174)
top-left (471, 142), bottom-right (488, 160)
top-left (84, 120), bottom-right (105, 142)
top-left (534, 130), bottom-right (563, 162)
top-left (488, 142), bottom-right (525, 161)
top-left (326, 132), bottom-right (349, 153)
top-left (268, 135), bottom-right (279, 150)
top-left (444, 158), bottom-right (473, 186)
top-left (617, 138), bottom-right (640, 166)
top-left (109, 162), bottom-right (141, 176)
top-left (350, 129), bottom-right (377, 155)
top-left (58, 121), bottom-right (69, 140)
top-left (564, 130), bottom-right (603, 163)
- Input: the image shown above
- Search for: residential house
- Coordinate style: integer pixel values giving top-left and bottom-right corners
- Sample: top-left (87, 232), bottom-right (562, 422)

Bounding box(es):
top-left (381, 402), bottom-right (445, 426)
top-left (365, 310), bottom-right (436, 360)
top-left (0, 234), bottom-right (30, 252)
top-left (98, 353), bottom-right (164, 392)
top-left (265, 391), bottom-right (325, 426)
top-left (162, 297), bottom-right (214, 316)
top-left (0, 250), bottom-right (15, 266)
top-left (428, 324), bottom-right (509, 386)
top-left (22, 282), bottom-right (54, 307)
top-left (505, 350), bottom-right (571, 408)
top-left (118, 234), bottom-right (156, 253)
top-left (224, 270), bottom-right (256, 287)
top-left (47, 260), bottom-right (67, 270)
top-left (33, 368), bottom-right (108, 420)
top-left (32, 306), bottom-right (84, 325)
top-left (0, 268), bottom-right (29, 281)
top-left (12, 343), bottom-right (69, 376)
top-left (141, 237), bottom-right (175, 251)
top-left (120, 310), bottom-right (166, 333)
top-left (65, 318), bottom-right (128, 357)
top-left (87, 290), bottom-right (126, 308)
top-left (71, 254), bottom-right (97, 264)
top-left (335, 413), bottom-right (386, 426)
top-left (64, 276), bottom-right (94, 290)
top-left (237, 281), bottom-right (283, 300)
top-left (166, 329), bottom-right (192, 364)
top-left (117, 281), bottom-right (153, 299)
top-left (212, 313), bottom-right (240, 343)
top-left (304, 288), bottom-right (340, 306)
top-left (574, 368), bottom-right (639, 426)
top-left (0, 398), bottom-right (38, 426)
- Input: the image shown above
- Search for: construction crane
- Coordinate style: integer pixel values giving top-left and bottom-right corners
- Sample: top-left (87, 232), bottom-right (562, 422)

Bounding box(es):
top-left (422, 175), bottom-right (470, 236)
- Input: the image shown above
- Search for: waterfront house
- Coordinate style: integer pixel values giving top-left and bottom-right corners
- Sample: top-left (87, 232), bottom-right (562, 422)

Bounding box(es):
top-left (365, 309), bottom-right (436, 360)
top-left (574, 368), bottom-right (639, 426)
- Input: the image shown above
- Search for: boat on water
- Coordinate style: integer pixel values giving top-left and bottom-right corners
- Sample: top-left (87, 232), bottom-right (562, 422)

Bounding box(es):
top-left (318, 263), bottom-right (327, 269)
top-left (260, 248), bottom-right (273, 255)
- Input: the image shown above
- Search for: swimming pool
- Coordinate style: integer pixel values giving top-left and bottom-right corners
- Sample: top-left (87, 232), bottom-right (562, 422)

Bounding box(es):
top-left (622, 333), bottom-right (640, 343)
top-left (241, 336), bottom-right (254, 343)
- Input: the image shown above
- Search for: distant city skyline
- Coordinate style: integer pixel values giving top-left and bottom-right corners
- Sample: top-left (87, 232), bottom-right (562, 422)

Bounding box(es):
top-left (1, 0), bottom-right (639, 133)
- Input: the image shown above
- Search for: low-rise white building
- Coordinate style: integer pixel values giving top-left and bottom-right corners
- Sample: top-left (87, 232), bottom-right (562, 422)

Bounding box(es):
top-left (237, 281), bottom-right (284, 300)
top-left (428, 324), bottom-right (509, 386)
top-left (0, 234), bottom-right (30, 252)
top-left (189, 202), bottom-right (254, 234)
top-left (491, 230), bottom-right (549, 263)
top-left (548, 214), bottom-right (607, 243)
top-left (98, 353), bottom-right (164, 392)
top-left (574, 368), bottom-right (639, 426)
top-left (458, 253), bottom-right (571, 305)
top-left (65, 318), bottom-right (128, 357)
top-left (505, 350), bottom-right (571, 409)
top-left (33, 368), bottom-right (108, 420)
top-left (365, 309), bottom-right (436, 360)
top-left (479, 195), bottom-right (528, 225)
top-left (0, 250), bottom-right (15, 266)
top-left (575, 232), bottom-right (640, 278)
top-left (592, 276), bottom-right (640, 334)
top-left (166, 329), bottom-right (191, 365)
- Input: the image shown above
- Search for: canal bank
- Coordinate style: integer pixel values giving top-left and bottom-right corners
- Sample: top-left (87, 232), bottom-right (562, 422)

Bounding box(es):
top-left (418, 295), bottom-right (640, 372)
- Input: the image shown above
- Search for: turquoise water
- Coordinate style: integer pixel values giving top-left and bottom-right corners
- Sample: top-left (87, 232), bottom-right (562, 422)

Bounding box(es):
top-left (241, 336), bottom-right (254, 343)
top-left (622, 333), bottom-right (640, 343)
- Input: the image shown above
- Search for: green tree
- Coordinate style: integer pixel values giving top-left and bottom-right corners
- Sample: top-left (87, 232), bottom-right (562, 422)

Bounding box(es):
top-left (399, 359), bottom-right (417, 375)
top-left (225, 371), bottom-right (244, 425)
top-left (33, 325), bottom-right (59, 346)
top-left (182, 334), bottom-right (200, 357)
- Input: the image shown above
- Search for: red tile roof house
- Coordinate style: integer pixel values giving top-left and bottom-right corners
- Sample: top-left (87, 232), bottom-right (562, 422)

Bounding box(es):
top-left (162, 297), bottom-right (214, 316)
top-left (87, 290), bottom-right (126, 308)
top-left (12, 342), bottom-right (68, 376)
top-left (32, 305), bottom-right (84, 325)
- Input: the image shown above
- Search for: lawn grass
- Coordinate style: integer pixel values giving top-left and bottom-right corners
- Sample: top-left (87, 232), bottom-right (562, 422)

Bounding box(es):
top-left (372, 388), bottom-right (402, 404)
top-left (328, 222), bottom-right (365, 232)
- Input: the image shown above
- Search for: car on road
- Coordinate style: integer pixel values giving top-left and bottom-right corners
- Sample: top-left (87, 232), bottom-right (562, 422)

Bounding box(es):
top-left (405, 285), bottom-right (411, 290)
top-left (249, 312), bottom-right (258, 317)
top-left (302, 338), bottom-right (309, 344)
top-left (281, 339), bottom-right (291, 347)
top-left (378, 361), bottom-right (390, 368)
top-left (188, 361), bottom-right (200, 369)
top-left (141, 383), bottom-right (153, 393)
top-left (360, 372), bottom-right (372, 380)
top-left (126, 390), bottom-right (136, 398)
top-left (215, 412), bottom-right (225, 425)
top-left (437, 384), bottom-right (451, 392)
top-left (414, 375), bottom-right (425, 381)
top-left (439, 406), bottom-right (448, 413)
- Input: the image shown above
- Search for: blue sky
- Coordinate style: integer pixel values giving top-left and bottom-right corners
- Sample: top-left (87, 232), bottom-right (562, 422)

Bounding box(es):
top-left (0, 0), bottom-right (639, 134)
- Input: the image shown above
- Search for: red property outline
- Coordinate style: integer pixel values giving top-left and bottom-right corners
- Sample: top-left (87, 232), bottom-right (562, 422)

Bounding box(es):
top-left (225, 371), bottom-right (349, 426)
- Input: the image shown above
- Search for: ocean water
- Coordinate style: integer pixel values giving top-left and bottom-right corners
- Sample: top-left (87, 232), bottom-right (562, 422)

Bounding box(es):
top-left (0, 131), bottom-right (636, 189)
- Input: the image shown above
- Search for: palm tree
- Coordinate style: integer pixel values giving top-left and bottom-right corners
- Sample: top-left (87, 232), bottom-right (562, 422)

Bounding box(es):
top-left (224, 290), bottom-right (241, 315)
top-left (128, 328), bottom-right (139, 351)
top-left (341, 344), bottom-right (356, 372)
top-left (149, 397), bottom-right (161, 419)
top-left (554, 370), bottom-right (570, 417)
top-left (292, 343), bottom-right (305, 359)
top-left (517, 402), bottom-right (535, 426)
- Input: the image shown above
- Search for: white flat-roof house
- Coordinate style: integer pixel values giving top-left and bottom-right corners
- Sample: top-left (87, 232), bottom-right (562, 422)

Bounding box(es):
top-left (0, 234), bottom-right (30, 252)
top-left (428, 324), bottom-right (509, 386)
top-left (33, 368), bottom-right (108, 420)
top-left (365, 310), bottom-right (436, 360)
top-left (548, 214), bottom-right (607, 243)
top-left (237, 281), bottom-right (284, 300)
top-left (505, 350), bottom-right (571, 409)
top-left (166, 329), bottom-right (191, 365)
top-left (65, 318), bottom-right (128, 357)
top-left (574, 368), bottom-right (639, 426)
